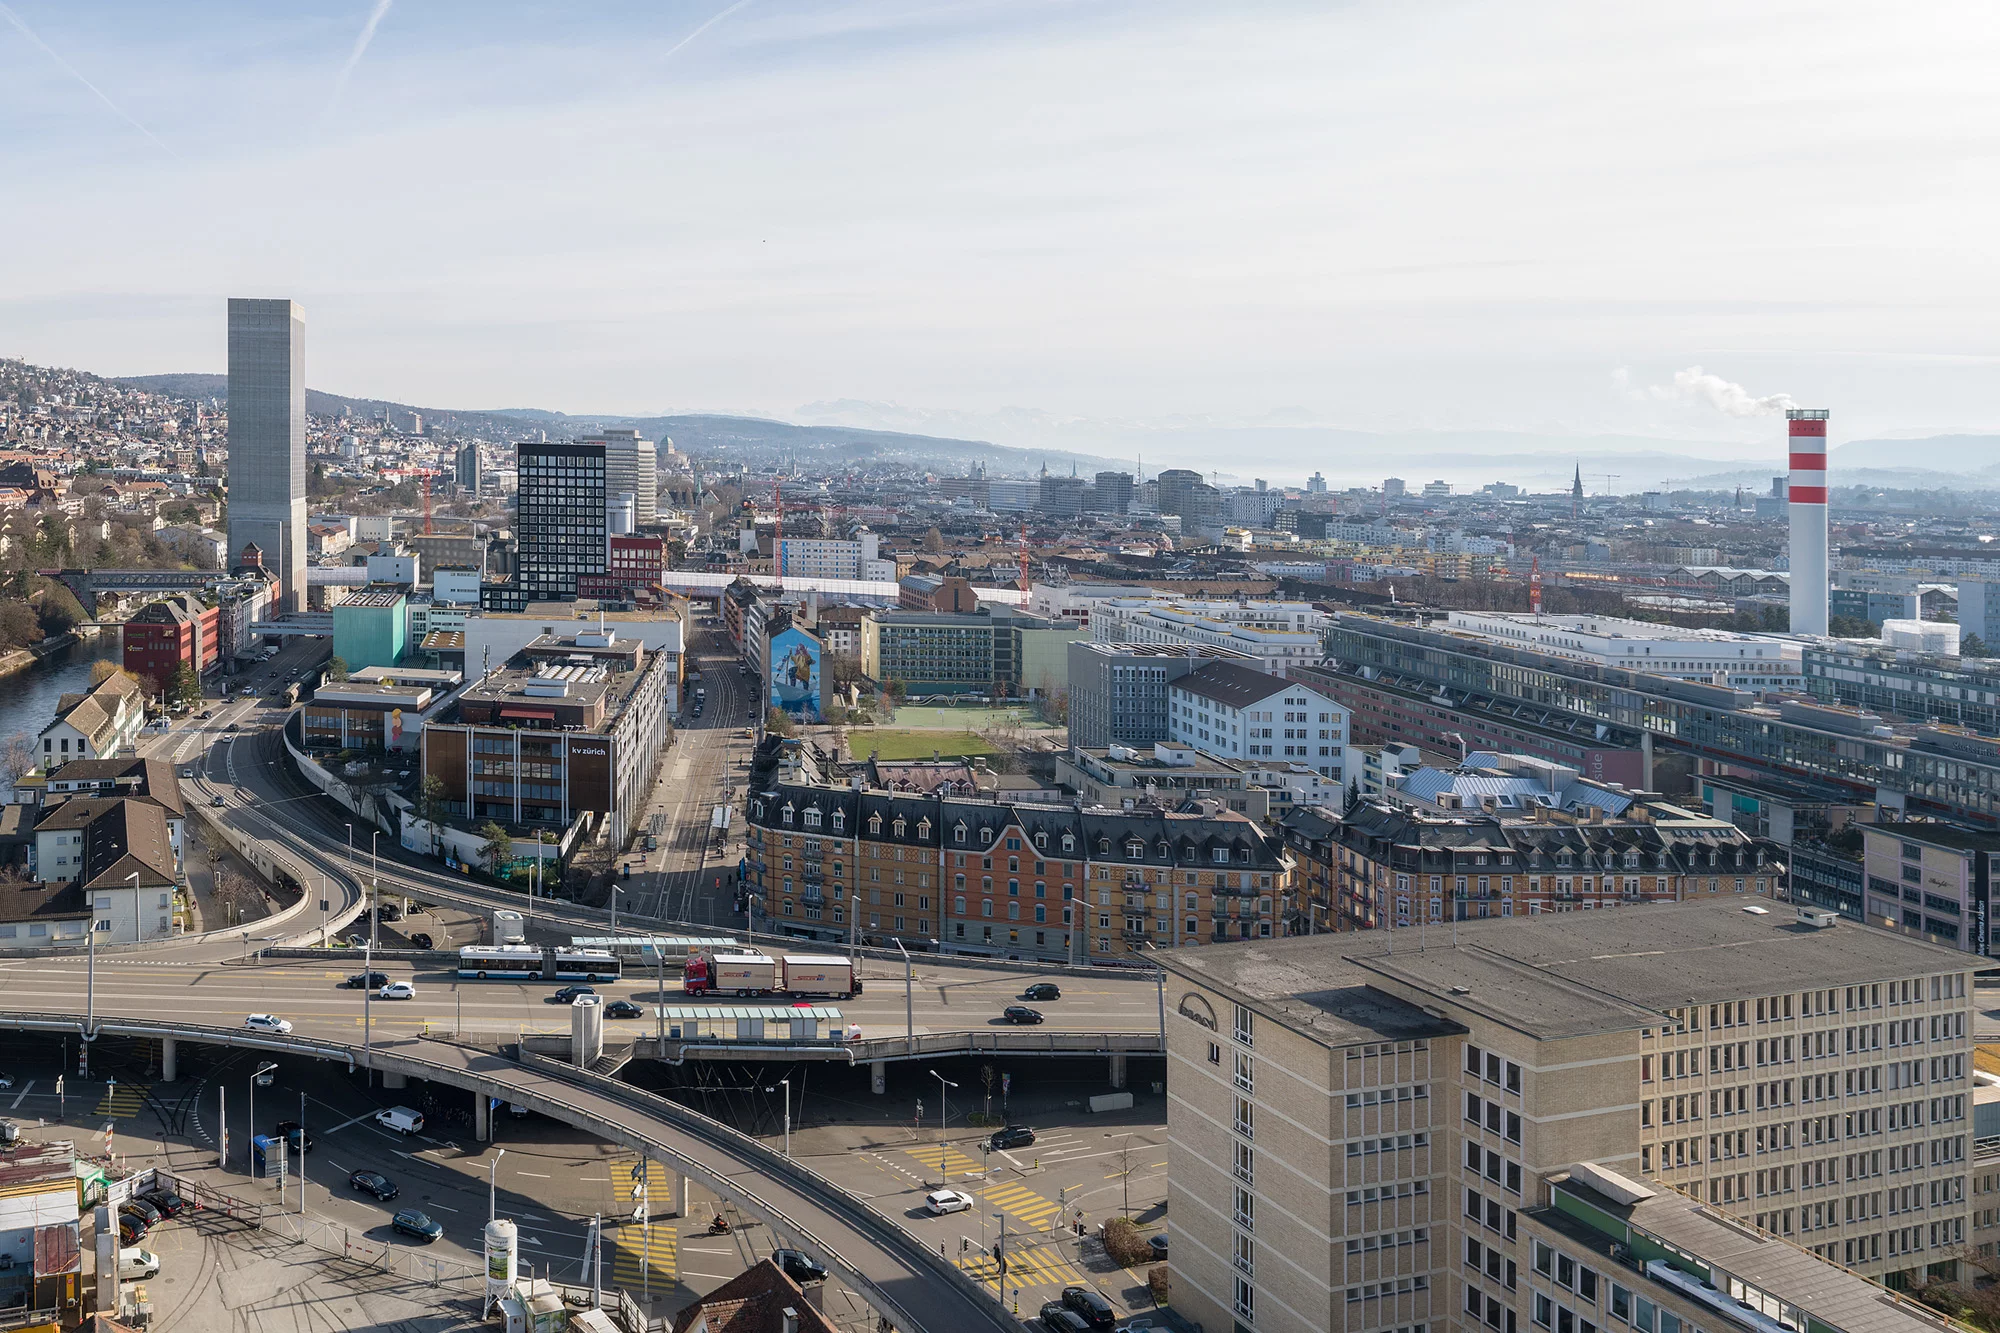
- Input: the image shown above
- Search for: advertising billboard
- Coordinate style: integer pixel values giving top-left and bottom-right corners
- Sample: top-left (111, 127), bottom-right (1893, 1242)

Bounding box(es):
top-left (768, 626), bottom-right (823, 721)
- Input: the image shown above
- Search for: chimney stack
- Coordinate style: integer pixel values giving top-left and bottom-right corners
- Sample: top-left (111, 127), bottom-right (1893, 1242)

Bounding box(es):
top-left (1786, 409), bottom-right (1830, 636)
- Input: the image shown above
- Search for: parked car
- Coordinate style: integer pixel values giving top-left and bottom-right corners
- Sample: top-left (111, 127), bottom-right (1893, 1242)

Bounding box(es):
top-left (1038, 1303), bottom-right (1092, 1333)
top-left (345, 971), bottom-right (389, 990)
top-left (378, 982), bottom-right (416, 1001)
top-left (407, 933), bottom-right (435, 951)
top-left (116, 1214), bottom-right (147, 1247)
top-left (137, 1189), bottom-right (186, 1219)
top-left (605, 999), bottom-right (643, 1019)
top-left (244, 1014), bottom-right (292, 1035)
top-left (771, 1248), bottom-right (827, 1284)
top-left (989, 1125), bottom-right (1037, 1151)
top-left (117, 1247), bottom-right (160, 1280)
top-left (391, 1209), bottom-right (443, 1242)
top-left (377, 904), bottom-right (402, 922)
top-left (273, 1121), bottom-right (312, 1153)
top-left (1002, 1006), bottom-right (1045, 1025)
top-left (1148, 1232), bottom-right (1168, 1259)
top-left (119, 1200), bottom-right (162, 1228)
top-left (924, 1189), bottom-right (976, 1216)
top-left (1060, 1286), bottom-right (1117, 1330)
top-left (348, 1170), bottom-right (399, 1201)
top-left (1022, 982), bottom-right (1062, 1002)
top-left (552, 985), bottom-right (596, 1004)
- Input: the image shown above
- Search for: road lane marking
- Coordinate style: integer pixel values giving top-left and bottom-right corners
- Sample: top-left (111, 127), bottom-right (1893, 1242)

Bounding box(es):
top-left (9, 1080), bottom-right (32, 1109)
top-left (325, 1110), bottom-right (379, 1133)
top-left (517, 1171), bottom-right (551, 1178)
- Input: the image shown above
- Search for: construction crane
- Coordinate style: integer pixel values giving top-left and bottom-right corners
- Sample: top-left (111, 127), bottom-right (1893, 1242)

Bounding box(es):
top-left (1598, 474), bottom-right (1622, 498)
top-left (419, 467), bottom-right (440, 534)
top-left (1017, 515), bottom-right (1031, 593)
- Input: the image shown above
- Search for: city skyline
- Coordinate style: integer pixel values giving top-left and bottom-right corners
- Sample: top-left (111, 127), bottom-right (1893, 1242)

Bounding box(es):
top-left (5, 2), bottom-right (2000, 458)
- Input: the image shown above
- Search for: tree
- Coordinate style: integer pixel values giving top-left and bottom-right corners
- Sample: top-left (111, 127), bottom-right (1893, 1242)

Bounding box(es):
top-left (1827, 614), bottom-right (1877, 639)
top-left (478, 820), bottom-right (513, 878)
top-left (1, 735), bottom-right (38, 788)
top-left (1038, 687), bottom-right (1069, 727)
top-left (89, 660), bottom-right (131, 687)
top-left (1114, 1133), bottom-right (1136, 1217)
top-left (170, 664), bottom-right (203, 709)
top-left (980, 1063), bottom-right (996, 1119)
top-left (0, 599), bottom-right (42, 651)
top-left (33, 578), bottom-right (84, 637)
top-left (416, 775), bottom-right (448, 858)
top-left (327, 656), bottom-right (351, 682)
top-left (922, 526), bottom-right (944, 554)
top-left (765, 707), bottom-right (795, 737)
top-left (1965, 633), bottom-right (1990, 658)
top-left (884, 678), bottom-right (908, 703)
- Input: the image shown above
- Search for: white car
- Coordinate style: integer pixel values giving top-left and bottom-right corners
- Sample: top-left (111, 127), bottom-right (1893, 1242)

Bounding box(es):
top-left (245, 1014), bottom-right (293, 1034)
top-left (378, 981), bottom-right (415, 1000)
top-left (925, 1189), bottom-right (976, 1216)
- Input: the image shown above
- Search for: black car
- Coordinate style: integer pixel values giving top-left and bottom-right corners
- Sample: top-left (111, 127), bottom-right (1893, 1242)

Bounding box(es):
top-left (273, 1121), bottom-right (313, 1153)
top-left (1038, 1304), bottom-right (1091, 1333)
top-left (377, 904), bottom-right (402, 922)
top-left (117, 1214), bottom-right (147, 1246)
top-left (989, 1125), bottom-right (1036, 1151)
top-left (1022, 982), bottom-right (1061, 1002)
top-left (605, 999), bottom-right (644, 1019)
top-left (408, 932), bottom-right (434, 951)
top-left (346, 971), bottom-right (389, 990)
top-left (137, 1189), bottom-right (186, 1219)
top-left (1002, 1005), bottom-right (1045, 1025)
top-left (392, 1209), bottom-right (443, 1242)
top-left (1060, 1286), bottom-right (1116, 1330)
top-left (119, 1199), bottom-right (162, 1227)
top-left (771, 1248), bottom-right (828, 1284)
top-left (552, 985), bottom-right (596, 1004)
top-left (348, 1170), bottom-right (399, 1201)
top-left (1148, 1232), bottom-right (1169, 1259)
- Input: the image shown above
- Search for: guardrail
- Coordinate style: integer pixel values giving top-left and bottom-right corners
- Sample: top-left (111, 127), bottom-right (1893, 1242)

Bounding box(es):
top-left (512, 1046), bottom-right (1019, 1333)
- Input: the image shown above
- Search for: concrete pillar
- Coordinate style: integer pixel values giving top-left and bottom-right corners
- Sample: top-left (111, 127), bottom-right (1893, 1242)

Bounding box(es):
top-left (1109, 1053), bottom-right (1128, 1090)
top-left (870, 1061), bottom-right (886, 1095)
top-left (674, 1171), bottom-right (690, 1218)
top-left (383, 1071), bottom-right (408, 1090)
top-left (160, 1038), bottom-right (177, 1083)
top-left (474, 1090), bottom-right (491, 1143)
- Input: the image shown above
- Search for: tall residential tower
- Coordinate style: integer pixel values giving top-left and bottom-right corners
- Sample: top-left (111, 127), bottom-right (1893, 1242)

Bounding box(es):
top-left (515, 440), bottom-right (606, 603)
top-left (225, 298), bottom-right (307, 613)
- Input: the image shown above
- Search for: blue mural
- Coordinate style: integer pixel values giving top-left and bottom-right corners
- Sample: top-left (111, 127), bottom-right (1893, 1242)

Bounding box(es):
top-left (767, 625), bottom-right (823, 721)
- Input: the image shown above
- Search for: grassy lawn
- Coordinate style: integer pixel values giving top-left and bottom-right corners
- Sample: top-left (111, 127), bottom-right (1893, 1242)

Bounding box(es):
top-left (889, 704), bottom-right (1058, 731)
top-left (856, 727), bottom-right (1002, 760)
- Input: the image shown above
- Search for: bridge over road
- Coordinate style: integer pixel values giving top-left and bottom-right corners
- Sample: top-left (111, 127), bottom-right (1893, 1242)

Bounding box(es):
top-left (0, 1011), bottom-right (1023, 1333)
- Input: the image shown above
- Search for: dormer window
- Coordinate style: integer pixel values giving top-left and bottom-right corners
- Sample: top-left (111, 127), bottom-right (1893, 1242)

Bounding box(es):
top-left (754, 801), bottom-right (765, 819)
top-left (955, 824), bottom-right (967, 844)
top-left (1126, 841), bottom-right (1143, 859)
top-left (918, 818), bottom-right (931, 838)
top-left (804, 809), bottom-right (822, 828)
top-left (1098, 838), bottom-right (1111, 855)
top-left (894, 818), bottom-right (907, 838)
top-left (979, 828), bottom-right (992, 843)
top-left (781, 803), bottom-right (795, 826)
top-left (1556, 849), bottom-right (1572, 867)
top-left (831, 811), bottom-right (845, 832)
top-left (1034, 832), bottom-right (1047, 850)
top-left (1212, 847), bottom-right (1230, 864)
top-left (1062, 834), bottom-right (1075, 853)
top-left (868, 813), bottom-right (883, 834)
top-left (1624, 850), bottom-right (1639, 869)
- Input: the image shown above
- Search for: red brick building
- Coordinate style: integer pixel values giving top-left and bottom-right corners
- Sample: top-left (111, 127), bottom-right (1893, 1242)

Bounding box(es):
top-left (578, 535), bottom-right (671, 603)
top-left (122, 594), bottom-right (219, 688)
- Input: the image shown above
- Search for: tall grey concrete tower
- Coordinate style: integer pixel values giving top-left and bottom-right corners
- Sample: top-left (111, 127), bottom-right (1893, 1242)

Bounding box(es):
top-left (226, 299), bottom-right (308, 614)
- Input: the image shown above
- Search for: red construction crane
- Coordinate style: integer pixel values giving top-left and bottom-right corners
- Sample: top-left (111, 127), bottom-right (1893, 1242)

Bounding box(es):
top-left (1017, 515), bottom-right (1030, 593)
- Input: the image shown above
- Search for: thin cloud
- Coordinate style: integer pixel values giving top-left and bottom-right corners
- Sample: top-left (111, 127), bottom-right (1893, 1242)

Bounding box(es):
top-left (1617, 365), bottom-right (1796, 418)
top-left (0, 1), bottom-right (176, 157)
top-left (662, 0), bottom-right (756, 65)
top-left (324, 0), bottom-right (395, 119)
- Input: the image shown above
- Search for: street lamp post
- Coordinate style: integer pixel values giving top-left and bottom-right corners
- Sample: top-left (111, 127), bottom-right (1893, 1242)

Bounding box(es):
top-left (369, 831), bottom-right (380, 950)
top-left (610, 885), bottom-right (623, 935)
top-left (489, 1148), bottom-right (505, 1222)
top-left (894, 938), bottom-right (913, 1051)
top-left (763, 1078), bottom-right (791, 1157)
top-left (248, 1062), bottom-right (277, 1173)
top-left (929, 1068), bottom-right (955, 1167)
top-left (363, 942), bottom-right (373, 1065)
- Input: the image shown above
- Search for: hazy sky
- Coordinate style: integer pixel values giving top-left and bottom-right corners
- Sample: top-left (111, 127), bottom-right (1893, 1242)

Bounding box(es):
top-left (5, 0), bottom-right (2000, 459)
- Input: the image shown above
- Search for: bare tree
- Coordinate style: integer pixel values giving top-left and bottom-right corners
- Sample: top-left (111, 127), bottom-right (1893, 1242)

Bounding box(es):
top-left (213, 866), bottom-right (266, 926)
top-left (981, 1063), bottom-right (996, 1119)
top-left (1114, 1134), bottom-right (1136, 1218)
top-left (1, 734), bottom-right (38, 789)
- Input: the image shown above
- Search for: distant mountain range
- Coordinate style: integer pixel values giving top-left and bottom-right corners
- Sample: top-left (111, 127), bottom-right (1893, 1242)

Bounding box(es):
top-left (119, 372), bottom-right (2000, 494)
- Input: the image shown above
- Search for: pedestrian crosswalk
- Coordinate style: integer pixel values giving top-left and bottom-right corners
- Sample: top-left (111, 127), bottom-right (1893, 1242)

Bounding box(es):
top-left (95, 1082), bottom-right (147, 1119)
top-left (609, 1225), bottom-right (677, 1288)
top-left (905, 1144), bottom-right (984, 1178)
top-left (977, 1179), bottom-right (1066, 1230)
top-left (958, 1243), bottom-right (1087, 1293)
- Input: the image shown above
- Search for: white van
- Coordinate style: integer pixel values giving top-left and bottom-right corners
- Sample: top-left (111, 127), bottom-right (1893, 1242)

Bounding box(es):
top-left (118, 1247), bottom-right (160, 1280)
top-left (375, 1106), bottom-right (424, 1135)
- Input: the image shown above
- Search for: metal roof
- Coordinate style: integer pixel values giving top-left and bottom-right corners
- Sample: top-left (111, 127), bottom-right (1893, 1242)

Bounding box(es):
top-left (661, 1005), bottom-right (845, 1021)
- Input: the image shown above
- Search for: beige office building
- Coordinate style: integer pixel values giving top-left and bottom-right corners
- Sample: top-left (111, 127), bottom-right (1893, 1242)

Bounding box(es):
top-left (1159, 902), bottom-right (1974, 1333)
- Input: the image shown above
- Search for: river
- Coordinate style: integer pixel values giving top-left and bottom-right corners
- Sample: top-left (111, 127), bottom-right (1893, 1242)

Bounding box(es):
top-left (0, 632), bottom-right (122, 747)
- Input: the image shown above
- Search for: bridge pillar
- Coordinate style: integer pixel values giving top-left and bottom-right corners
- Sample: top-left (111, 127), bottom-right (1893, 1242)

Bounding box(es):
top-left (383, 1071), bottom-right (408, 1090)
top-left (870, 1061), bottom-right (886, 1095)
top-left (474, 1091), bottom-right (491, 1143)
top-left (673, 1171), bottom-right (690, 1218)
top-left (160, 1038), bottom-right (177, 1083)
top-left (1108, 1053), bottom-right (1128, 1090)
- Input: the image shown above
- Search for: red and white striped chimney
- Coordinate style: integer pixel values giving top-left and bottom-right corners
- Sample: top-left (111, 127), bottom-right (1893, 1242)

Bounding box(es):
top-left (1786, 409), bottom-right (1829, 635)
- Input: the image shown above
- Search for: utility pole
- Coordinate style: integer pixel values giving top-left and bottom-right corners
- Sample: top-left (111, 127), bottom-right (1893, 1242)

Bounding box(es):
top-left (895, 938), bottom-right (913, 1051)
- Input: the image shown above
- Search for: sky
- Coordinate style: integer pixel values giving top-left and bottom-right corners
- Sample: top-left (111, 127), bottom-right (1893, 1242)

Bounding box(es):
top-left (5, 0), bottom-right (2000, 470)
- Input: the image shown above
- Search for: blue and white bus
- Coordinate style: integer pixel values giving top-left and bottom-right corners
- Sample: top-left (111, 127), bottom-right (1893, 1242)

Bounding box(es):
top-left (550, 948), bottom-right (621, 982)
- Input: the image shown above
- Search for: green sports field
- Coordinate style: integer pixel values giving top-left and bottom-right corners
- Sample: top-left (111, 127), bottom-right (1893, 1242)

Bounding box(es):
top-left (858, 728), bottom-right (1002, 760)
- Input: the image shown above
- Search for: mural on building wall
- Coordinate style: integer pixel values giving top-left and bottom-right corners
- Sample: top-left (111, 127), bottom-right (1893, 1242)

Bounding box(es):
top-left (767, 626), bottom-right (823, 721)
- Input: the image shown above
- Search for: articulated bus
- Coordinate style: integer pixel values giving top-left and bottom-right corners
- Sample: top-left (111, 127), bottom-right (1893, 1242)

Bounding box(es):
top-left (457, 945), bottom-right (623, 982)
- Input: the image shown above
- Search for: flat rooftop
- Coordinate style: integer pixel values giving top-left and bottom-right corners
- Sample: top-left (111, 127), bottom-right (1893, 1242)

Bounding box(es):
top-left (1162, 899), bottom-right (1970, 1044)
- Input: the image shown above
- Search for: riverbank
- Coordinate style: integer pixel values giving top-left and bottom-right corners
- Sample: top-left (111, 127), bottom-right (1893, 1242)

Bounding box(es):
top-left (0, 627), bottom-right (104, 681)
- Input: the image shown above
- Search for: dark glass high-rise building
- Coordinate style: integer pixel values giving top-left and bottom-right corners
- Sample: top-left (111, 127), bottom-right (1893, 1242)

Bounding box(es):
top-left (226, 298), bottom-right (307, 613)
top-left (516, 440), bottom-right (606, 603)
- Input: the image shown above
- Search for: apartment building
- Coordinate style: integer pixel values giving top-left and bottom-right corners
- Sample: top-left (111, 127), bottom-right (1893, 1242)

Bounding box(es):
top-left (1066, 641), bottom-right (1252, 749)
top-left (1167, 661), bottom-right (1350, 779)
top-left (1093, 599), bottom-right (1324, 676)
top-left (743, 781), bottom-right (1294, 961)
top-left (1158, 902), bottom-right (1975, 1333)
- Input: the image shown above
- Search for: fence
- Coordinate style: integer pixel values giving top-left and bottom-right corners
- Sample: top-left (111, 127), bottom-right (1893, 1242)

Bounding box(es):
top-left (262, 1212), bottom-right (485, 1292)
